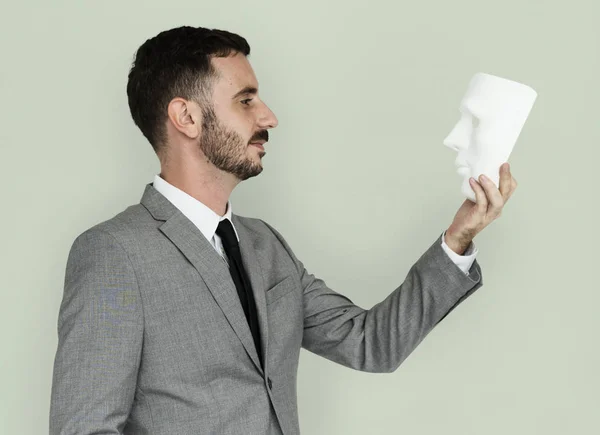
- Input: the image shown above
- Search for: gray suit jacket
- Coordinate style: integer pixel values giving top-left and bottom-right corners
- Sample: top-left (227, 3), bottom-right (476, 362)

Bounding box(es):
top-left (50, 182), bottom-right (483, 434)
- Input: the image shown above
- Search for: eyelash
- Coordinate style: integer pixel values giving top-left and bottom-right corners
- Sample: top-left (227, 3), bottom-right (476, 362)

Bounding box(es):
top-left (241, 98), bottom-right (253, 106)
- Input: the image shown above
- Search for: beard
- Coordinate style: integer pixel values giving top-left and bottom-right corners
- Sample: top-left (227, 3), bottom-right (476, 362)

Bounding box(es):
top-left (197, 103), bottom-right (264, 181)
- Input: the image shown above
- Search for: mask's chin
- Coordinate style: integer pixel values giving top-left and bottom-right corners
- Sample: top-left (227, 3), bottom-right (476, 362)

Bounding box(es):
top-left (474, 159), bottom-right (502, 178)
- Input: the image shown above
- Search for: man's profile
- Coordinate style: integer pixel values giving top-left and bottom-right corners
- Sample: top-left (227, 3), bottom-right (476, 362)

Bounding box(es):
top-left (49, 25), bottom-right (517, 434)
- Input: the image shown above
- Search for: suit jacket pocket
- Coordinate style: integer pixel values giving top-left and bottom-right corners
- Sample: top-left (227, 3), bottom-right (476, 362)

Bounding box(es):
top-left (265, 275), bottom-right (295, 305)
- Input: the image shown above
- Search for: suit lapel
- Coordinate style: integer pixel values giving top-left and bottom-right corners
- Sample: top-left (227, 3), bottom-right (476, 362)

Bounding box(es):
top-left (140, 183), bottom-right (268, 375)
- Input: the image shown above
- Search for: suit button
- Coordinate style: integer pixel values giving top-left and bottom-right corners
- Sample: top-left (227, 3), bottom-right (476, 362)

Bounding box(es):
top-left (267, 377), bottom-right (273, 390)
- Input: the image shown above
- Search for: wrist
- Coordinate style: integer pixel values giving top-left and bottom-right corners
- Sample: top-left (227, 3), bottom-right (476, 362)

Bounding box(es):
top-left (445, 228), bottom-right (473, 256)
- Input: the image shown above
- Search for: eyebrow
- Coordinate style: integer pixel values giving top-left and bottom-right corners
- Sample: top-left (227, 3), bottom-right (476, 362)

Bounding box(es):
top-left (462, 102), bottom-right (480, 118)
top-left (231, 86), bottom-right (258, 100)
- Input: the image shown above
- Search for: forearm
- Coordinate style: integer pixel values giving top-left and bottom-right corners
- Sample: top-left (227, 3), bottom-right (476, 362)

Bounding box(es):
top-left (298, 232), bottom-right (483, 374)
top-left (350, 232), bottom-right (483, 372)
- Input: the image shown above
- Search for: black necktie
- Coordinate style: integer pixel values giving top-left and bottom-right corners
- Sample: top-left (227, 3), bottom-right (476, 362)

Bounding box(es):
top-left (216, 219), bottom-right (263, 368)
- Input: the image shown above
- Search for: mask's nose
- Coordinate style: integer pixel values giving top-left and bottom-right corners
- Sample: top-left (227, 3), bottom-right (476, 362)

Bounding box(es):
top-left (443, 117), bottom-right (471, 152)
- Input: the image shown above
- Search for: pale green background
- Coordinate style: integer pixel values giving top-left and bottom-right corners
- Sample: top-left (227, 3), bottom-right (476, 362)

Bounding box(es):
top-left (1, 0), bottom-right (598, 433)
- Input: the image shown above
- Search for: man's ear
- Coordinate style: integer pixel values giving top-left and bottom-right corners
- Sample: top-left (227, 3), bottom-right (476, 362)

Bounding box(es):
top-left (166, 98), bottom-right (200, 140)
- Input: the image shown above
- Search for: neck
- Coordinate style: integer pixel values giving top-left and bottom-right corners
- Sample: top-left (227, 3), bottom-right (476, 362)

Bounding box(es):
top-left (159, 157), bottom-right (240, 217)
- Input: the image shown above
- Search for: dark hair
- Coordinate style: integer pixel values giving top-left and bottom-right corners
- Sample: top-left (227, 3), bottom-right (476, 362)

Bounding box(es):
top-left (126, 26), bottom-right (251, 157)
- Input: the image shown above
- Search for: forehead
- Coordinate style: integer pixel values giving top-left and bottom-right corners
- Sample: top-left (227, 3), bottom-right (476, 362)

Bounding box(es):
top-left (210, 52), bottom-right (258, 97)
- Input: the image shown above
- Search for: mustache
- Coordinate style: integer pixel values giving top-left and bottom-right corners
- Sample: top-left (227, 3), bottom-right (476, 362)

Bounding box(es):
top-left (249, 130), bottom-right (269, 143)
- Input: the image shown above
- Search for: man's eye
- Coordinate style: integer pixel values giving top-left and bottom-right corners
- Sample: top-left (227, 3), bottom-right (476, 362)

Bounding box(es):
top-left (241, 99), bottom-right (253, 105)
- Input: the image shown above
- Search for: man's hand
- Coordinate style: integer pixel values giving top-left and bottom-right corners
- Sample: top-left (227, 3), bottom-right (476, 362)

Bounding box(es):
top-left (445, 162), bottom-right (518, 255)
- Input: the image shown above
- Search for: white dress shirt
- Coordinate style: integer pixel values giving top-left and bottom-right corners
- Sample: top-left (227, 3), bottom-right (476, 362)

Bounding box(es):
top-left (152, 174), bottom-right (237, 266)
top-left (152, 174), bottom-right (478, 276)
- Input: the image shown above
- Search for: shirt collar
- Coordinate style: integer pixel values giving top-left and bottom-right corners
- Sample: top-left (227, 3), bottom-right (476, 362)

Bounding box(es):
top-left (152, 174), bottom-right (240, 243)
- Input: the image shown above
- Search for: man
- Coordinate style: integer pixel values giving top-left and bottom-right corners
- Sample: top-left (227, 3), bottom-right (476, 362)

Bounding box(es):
top-left (49, 26), bottom-right (517, 434)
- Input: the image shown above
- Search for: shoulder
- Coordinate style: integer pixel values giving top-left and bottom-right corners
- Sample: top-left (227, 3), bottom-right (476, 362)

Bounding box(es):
top-left (71, 203), bottom-right (156, 252)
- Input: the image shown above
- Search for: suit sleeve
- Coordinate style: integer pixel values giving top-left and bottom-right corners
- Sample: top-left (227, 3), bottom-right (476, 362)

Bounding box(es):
top-left (49, 228), bottom-right (143, 434)
top-left (261, 221), bottom-right (483, 373)
top-left (441, 230), bottom-right (478, 276)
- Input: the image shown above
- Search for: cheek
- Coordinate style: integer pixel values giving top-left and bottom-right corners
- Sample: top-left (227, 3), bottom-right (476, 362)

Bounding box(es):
top-left (467, 128), bottom-right (497, 168)
top-left (471, 127), bottom-right (486, 146)
top-left (231, 116), bottom-right (254, 140)
top-left (226, 121), bottom-right (252, 144)
top-left (470, 126), bottom-right (498, 155)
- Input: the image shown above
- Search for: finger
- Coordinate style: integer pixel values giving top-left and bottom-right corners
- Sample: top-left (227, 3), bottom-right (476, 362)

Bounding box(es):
top-left (479, 174), bottom-right (504, 216)
top-left (499, 163), bottom-right (512, 201)
top-left (469, 177), bottom-right (488, 213)
top-left (506, 176), bottom-right (517, 200)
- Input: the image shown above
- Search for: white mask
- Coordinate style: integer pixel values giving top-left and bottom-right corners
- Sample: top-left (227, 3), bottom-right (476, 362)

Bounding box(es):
top-left (443, 73), bottom-right (537, 202)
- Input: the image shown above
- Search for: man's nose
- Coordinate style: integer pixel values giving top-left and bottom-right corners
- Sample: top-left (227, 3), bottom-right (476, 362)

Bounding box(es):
top-left (258, 102), bottom-right (278, 130)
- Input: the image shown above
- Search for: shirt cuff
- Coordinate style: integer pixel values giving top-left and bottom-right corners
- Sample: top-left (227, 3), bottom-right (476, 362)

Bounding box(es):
top-left (441, 230), bottom-right (478, 276)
